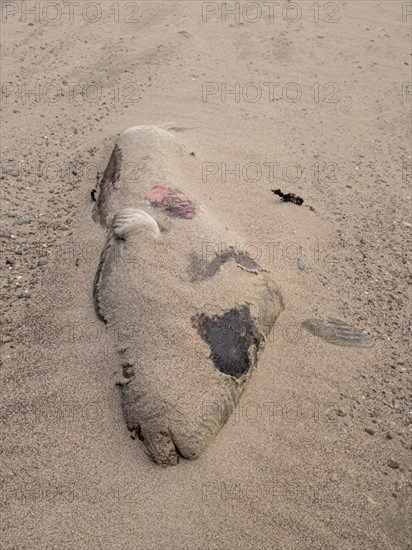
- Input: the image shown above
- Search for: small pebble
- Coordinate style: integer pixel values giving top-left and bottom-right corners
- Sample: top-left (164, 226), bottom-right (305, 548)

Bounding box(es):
top-left (297, 259), bottom-right (305, 271)
top-left (387, 459), bottom-right (399, 469)
top-left (365, 428), bottom-right (375, 435)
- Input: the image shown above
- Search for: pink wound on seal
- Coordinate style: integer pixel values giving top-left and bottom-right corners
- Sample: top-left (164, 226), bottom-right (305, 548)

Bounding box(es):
top-left (146, 186), bottom-right (196, 219)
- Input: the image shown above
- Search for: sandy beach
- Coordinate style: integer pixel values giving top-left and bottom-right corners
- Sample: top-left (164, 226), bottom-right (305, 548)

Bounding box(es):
top-left (1, 1), bottom-right (411, 549)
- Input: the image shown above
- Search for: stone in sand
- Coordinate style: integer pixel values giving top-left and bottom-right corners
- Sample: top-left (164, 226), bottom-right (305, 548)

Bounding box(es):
top-left (93, 126), bottom-right (284, 466)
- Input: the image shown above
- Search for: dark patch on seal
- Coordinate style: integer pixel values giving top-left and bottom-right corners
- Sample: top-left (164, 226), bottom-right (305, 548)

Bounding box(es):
top-left (192, 305), bottom-right (264, 378)
top-left (102, 143), bottom-right (122, 188)
top-left (147, 186), bottom-right (196, 219)
top-left (93, 237), bottom-right (114, 322)
top-left (93, 250), bottom-right (107, 322)
top-left (220, 250), bottom-right (261, 271)
top-left (188, 248), bottom-right (261, 282)
top-left (95, 144), bottom-right (123, 224)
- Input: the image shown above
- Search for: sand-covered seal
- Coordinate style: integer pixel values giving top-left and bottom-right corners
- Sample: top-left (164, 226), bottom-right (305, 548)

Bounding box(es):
top-left (93, 126), bottom-right (284, 466)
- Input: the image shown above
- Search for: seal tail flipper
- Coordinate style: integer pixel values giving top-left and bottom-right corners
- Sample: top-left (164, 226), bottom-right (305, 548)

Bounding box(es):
top-left (302, 317), bottom-right (374, 348)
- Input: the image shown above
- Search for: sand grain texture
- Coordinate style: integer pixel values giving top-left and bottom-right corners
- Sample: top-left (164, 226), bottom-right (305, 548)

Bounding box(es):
top-left (1, 2), bottom-right (411, 549)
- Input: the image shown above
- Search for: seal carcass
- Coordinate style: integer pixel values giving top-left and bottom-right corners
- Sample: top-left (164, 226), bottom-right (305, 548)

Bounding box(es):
top-left (93, 126), bottom-right (284, 466)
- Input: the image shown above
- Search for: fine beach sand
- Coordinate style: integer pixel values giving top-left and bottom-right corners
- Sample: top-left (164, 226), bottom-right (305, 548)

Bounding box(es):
top-left (1, 2), bottom-right (411, 549)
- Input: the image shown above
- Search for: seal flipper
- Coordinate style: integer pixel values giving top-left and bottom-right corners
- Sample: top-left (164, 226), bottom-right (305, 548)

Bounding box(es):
top-left (137, 425), bottom-right (179, 467)
top-left (302, 317), bottom-right (374, 348)
top-left (93, 208), bottom-right (160, 321)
